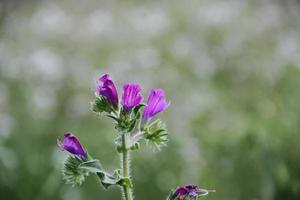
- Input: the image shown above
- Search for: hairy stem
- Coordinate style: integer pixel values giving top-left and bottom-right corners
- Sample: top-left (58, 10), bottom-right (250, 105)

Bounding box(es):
top-left (121, 133), bottom-right (133, 200)
top-left (128, 131), bottom-right (144, 148)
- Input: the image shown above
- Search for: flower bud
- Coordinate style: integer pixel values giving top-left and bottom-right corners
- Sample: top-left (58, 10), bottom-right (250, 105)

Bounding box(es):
top-left (57, 132), bottom-right (87, 159)
top-left (143, 89), bottom-right (168, 121)
top-left (121, 83), bottom-right (143, 112)
top-left (170, 184), bottom-right (215, 199)
top-left (173, 184), bottom-right (198, 199)
top-left (96, 74), bottom-right (119, 107)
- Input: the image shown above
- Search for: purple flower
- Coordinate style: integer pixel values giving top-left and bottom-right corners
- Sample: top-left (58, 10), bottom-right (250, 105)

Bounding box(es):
top-left (96, 74), bottom-right (119, 106)
top-left (172, 184), bottom-right (214, 199)
top-left (57, 132), bottom-right (87, 159)
top-left (142, 89), bottom-right (168, 121)
top-left (173, 184), bottom-right (199, 199)
top-left (122, 83), bottom-right (143, 111)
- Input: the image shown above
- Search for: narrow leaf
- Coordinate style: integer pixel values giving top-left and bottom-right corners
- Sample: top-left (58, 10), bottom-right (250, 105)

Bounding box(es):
top-left (79, 159), bottom-right (103, 173)
top-left (133, 104), bottom-right (145, 117)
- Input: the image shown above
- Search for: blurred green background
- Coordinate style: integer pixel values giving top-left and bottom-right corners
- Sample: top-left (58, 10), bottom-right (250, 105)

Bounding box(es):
top-left (1, 0), bottom-right (300, 199)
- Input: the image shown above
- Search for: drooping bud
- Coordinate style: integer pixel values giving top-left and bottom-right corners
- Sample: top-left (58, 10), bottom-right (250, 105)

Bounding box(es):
top-left (57, 132), bottom-right (87, 159)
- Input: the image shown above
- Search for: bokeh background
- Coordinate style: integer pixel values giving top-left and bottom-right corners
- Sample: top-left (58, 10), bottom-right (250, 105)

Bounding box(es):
top-left (1, 0), bottom-right (300, 199)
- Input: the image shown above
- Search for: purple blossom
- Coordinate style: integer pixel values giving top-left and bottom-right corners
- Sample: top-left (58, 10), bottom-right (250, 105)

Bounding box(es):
top-left (96, 74), bottom-right (119, 106)
top-left (122, 83), bottom-right (143, 111)
top-left (57, 132), bottom-right (87, 159)
top-left (143, 89), bottom-right (168, 121)
top-left (173, 184), bottom-right (199, 199)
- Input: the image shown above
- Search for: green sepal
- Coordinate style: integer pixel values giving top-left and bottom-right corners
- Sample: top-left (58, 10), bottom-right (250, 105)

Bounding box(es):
top-left (144, 119), bottom-right (168, 150)
top-left (133, 104), bottom-right (144, 117)
top-left (62, 156), bottom-right (89, 186)
top-left (132, 104), bottom-right (144, 127)
top-left (115, 108), bottom-right (131, 132)
top-left (91, 94), bottom-right (114, 114)
top-left (166, 190), bottom-right (174, 200)
top-left (115, 104), bottom-right (144, 133)
top-left (127, 119), bottom-right (137, 132)
top-left (106, 114), bottom-right (119, 123)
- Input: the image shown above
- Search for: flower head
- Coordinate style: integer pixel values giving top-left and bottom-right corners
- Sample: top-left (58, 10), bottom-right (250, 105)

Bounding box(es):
top-left (122, 83), bottom-right (143, 111)
top-left (96, 74), bottom-right (118, 106)
top-left (57, 132), bottom-right (87, 159)
top-left (171, 184), bottom-right (214, 200)
top-left (173, 184), bottom-right (198, 199)
top-left (143, 89), bottom-right (168, 121)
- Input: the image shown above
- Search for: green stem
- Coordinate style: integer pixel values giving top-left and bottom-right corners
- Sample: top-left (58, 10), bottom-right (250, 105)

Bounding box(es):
top-left (121, 133), bottom-right (133, 200)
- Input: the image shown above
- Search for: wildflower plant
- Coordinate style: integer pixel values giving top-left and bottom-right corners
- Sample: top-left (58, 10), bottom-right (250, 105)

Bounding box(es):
top-left (57, 74), bottom-right (214, 200)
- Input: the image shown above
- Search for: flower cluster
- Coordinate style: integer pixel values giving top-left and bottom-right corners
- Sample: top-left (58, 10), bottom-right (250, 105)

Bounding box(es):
top-left (57, 73), bottom-right (169, 190)
top-left (92, 74), bottom-right (169, 149)
top-left (57, 73), bottom-right (214, 200)
top-left (94, 73), bottom-right (168, 120)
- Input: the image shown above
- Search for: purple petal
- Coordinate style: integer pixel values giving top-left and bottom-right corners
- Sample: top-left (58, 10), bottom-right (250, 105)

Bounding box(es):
top-left (174, 187), bottom-right (188, 196)
top-left (58, 132), bottom-right (86, 159)
top-left (188, 191), bottom-right (198, 197)
top-left (142, 89), bottom-right (168, 121)
top-left (122, 83), bottom-right (143, 111)
top-left (96, 74), bottom-right (118, 105)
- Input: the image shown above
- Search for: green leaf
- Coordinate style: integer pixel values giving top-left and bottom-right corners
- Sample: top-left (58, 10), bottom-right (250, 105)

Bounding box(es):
top-left (80, 159), bottom-right (121, 189)
top-left (79, 159), bottom-right (103, 173)
top-left (95, 168), bottom-right (133, 189)
top-left (97, 172), bottom-right (119, 189)
top-left (97, 169), bottom-right (130, 189)
top-left (62, 155), bottom-right (131, 189)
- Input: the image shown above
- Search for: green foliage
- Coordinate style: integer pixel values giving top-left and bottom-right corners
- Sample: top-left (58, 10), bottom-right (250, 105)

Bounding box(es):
top-left (62, 156), bottom-right (133, 189)
top-left (79, 159), bottom-right (103, 173)
top-left (97, 169), bottom-right (132, 189)
top-left (79, 159), bottom-right (132, 189)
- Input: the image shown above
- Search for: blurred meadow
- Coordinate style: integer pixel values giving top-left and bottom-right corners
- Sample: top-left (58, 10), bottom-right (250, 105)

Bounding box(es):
top-left (1, 0), bottom-right (300, 199)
